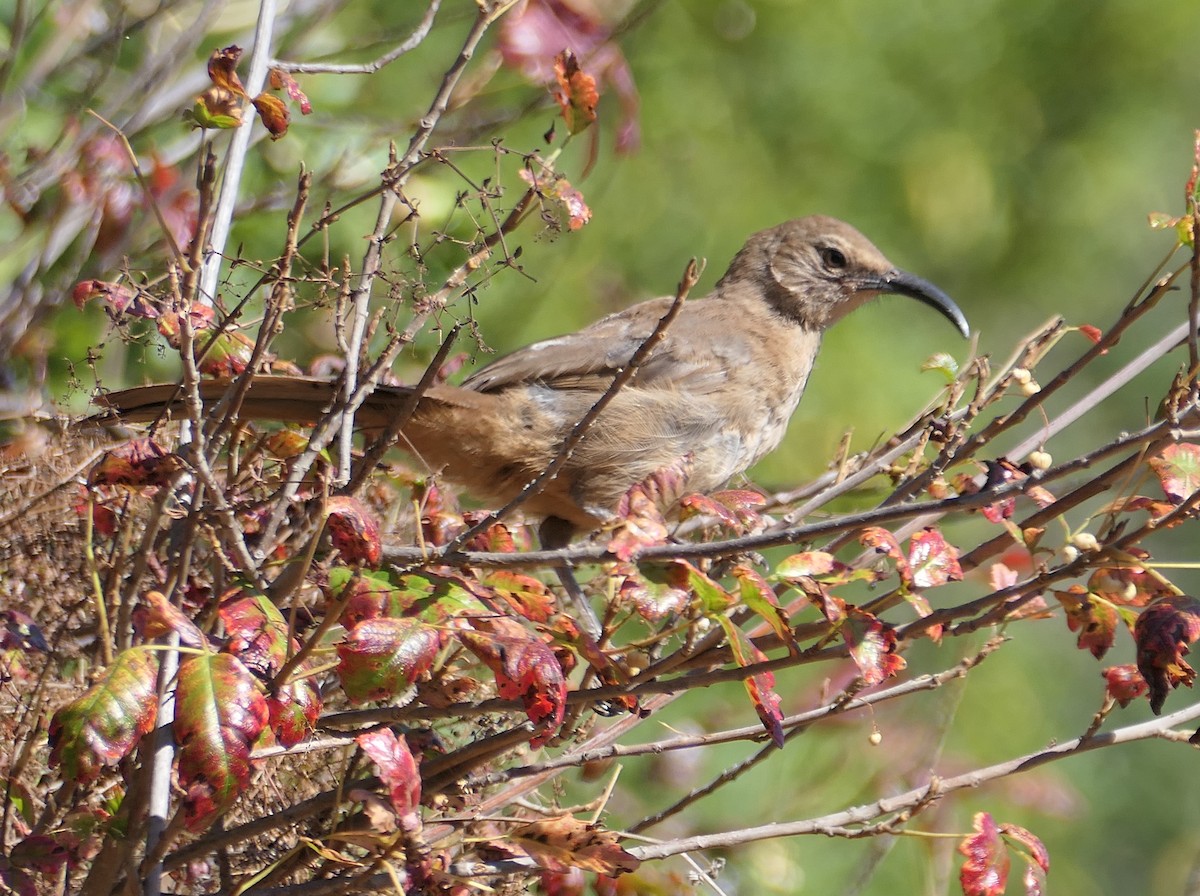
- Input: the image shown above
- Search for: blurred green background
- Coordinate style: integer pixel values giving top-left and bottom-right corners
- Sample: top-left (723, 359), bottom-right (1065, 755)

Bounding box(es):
top-left (7, 0), bottom-right (1200, 892)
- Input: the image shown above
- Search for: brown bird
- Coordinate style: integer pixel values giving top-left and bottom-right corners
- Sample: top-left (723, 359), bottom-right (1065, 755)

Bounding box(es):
top-left (100, 215), bottom-right (968, 599)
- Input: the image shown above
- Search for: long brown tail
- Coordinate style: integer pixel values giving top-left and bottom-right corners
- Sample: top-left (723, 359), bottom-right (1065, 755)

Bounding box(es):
top-left (91, 374), bottom-right (479, 428)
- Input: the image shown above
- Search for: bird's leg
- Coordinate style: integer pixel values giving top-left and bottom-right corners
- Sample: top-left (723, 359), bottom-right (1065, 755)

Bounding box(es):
top-left (539, 516), bottom-right (603, 641)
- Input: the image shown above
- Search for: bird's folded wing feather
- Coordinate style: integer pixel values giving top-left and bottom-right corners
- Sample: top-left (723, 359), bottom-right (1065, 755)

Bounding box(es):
top-left (460, 296), bottom-right (749, 395)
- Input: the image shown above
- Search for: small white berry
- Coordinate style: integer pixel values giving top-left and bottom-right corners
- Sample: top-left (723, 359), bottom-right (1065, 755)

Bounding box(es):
top-left (1027, 450), bottom-right (1052, 470)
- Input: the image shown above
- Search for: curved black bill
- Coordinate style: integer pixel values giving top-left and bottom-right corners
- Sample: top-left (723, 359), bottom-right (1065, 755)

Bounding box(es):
top-left (876, 269), bottom-right (971, 338)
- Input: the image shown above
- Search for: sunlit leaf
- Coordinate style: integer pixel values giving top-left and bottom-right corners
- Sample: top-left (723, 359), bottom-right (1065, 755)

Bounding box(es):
top-left (958, 812), bottom-right (1009, 896)
top-left (48, 648), bottom-right (159, 783)
top-left (357, 728), bottom-right (422, 831)
top-left (176, 652), bottom-right (269, 832)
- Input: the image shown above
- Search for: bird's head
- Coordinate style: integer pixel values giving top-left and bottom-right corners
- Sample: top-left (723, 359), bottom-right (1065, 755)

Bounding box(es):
top-left (718, 215), bottom-right (970, 337)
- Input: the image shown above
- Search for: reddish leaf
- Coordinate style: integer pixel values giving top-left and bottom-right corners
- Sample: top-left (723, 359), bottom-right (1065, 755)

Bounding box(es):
top-left (959, 812), bottom-right (1010, 896)
top-left (89, 438), bottom-right (181, 488)
top-left (176, 652), bottom-right (269, 832)
top-left (1053, 586), bottom-right (1119, 659)
top-left (327, 568), bottom-right (414, 628)
top-left (908, 527), bottom-right (963, 588)
top-left (607, 456), bottom-right (692, 560)
top-left (138, 590), bottom-right (208, 649)
top-left (553, 49), bottom-right (599, 134)
top-left (326, 496), bottom-right (383, 567)
top-left (1134, 595), bottom-right (1200, 713)
top-left (1101, 664), bottom-right (1149, 707)
top-left (463, 518), bottom-right (520, 553)
top-left (720, 617), bottom-right (784, 747)
top-left (774, 551), bottom-right (838, 579)
top-left (336, 618), bottom-right (441, 703)
top-left (268, 675), bottom-right (321, 748)
top-left (616, 564), bottom-right (690, 621)
top-left (539, 868), bottom-right (587, 896)
top-left (859, 527), bottom-right (911, 583)
top-left (1087, 564), bottom-right (1163, 608)
top-left (1149, 443), bottom-right (1200, 503)
top-left (357, 728), bottom-right (422, 831)
top-left (680, 488), bottom-right (765, 532)
top-left (802, 580), bottom-right (848, 625)
top-left (72, 279), bottom-right (158, 317)
top-left (8, 835), bottom-right (70, 877)
top-left (220, 592), bottom-right (289, 678)
top-left (48, 648), bottom-right (159, 784)
top-left (75, 490), bottom-right (118, 537)
top-left (483, 570), bottom-right (557, 622)
top-left (268, 67), bottom-right (312, 114)
top-left (206, 45), bottom-right (246, 95)
top-left (903, 590), bottom-right (944, 643)
top-left (461, 623), bottom-right (567, 747)
top-left (607, 487), bottom-right (668, 561)
top-left (507, 816), bottom-right (640, 875)
top-left (497, 0), bottom-right (641, 151)
top-left (554, 177), bottom-right (592, 230)
top-left (843, 608), bottom-right (906, 685)
top-left (1077, 324), bottom-right (1105, 353)
top-left (999, 822), bottom-right (1049, 878)
top-left (252, 92), bottom-right (289, 140)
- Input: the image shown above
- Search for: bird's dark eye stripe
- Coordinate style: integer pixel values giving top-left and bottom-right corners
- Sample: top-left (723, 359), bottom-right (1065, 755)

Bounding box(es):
top-left (821, 246), bottom-right (847, 269)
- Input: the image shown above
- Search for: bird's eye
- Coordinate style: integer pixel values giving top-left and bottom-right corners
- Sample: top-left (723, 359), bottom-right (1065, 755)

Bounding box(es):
top-left (820, 246), bottom-right (848, 270)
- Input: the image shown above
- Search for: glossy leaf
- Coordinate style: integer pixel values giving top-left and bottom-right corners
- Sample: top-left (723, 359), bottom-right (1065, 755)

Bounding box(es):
top-left (252, 92), bottom-right (289, 140)
top-left (460, 621), bottom-right (567, 747)
top-left (732, 564), bottom-right (797, 654)
top-left (326, 496), bottom-right (383, 567)
top-left (958, 812), bottom-right (1009, 896)
top-left (336, 617), bottom-right (441, 703)
top-left (843, 608), bottom-right (906, 685)
top-left (859, 527), bottom-right (911, 583)
top-left (175, 652), bottom-right (269, 832)
top-left (220, 592), bottom-right (289, 678)
top-left (908, 527), bottom-right (963, 588)
top-left (357, 728), bottom-right (422, 831)
top-left (616, 564), bottom-right (690, 621)
top-left (48, 648), bottom-right (158, 783)
top-left (1101, 664), bottom-right (1148, 707)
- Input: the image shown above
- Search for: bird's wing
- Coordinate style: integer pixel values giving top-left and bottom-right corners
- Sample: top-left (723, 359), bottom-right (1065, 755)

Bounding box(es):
top-left (461, 296), bottom-right (750, 395)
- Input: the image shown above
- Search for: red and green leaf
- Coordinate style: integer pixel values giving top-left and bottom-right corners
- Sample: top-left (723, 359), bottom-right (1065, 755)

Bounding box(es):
top-left (908, 527), bottom-right (963, 588)
top-left (175, 652), bottom-right (269, 832)
top-left (336, 617), bottom-right (441, 703)
top-left (48, 648), bottom-right (159, 783)
top-left (1149, 443), bottom-right (1200, 503)
top-left (843, 608), bottom-right (906, 685)
top-left (460, 622), bottom-right (567, 747)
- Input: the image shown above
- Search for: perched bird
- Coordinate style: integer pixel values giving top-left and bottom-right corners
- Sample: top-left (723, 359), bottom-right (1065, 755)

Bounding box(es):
top-left (99, 216), bottom-right (968, 631)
